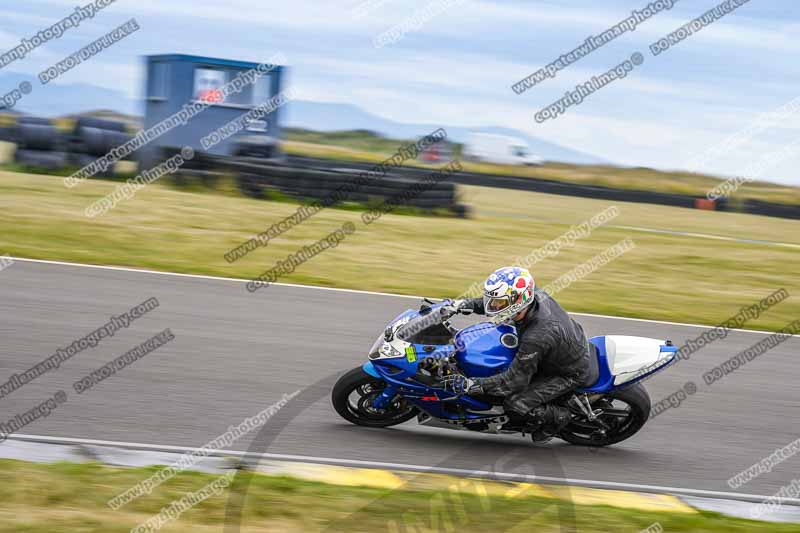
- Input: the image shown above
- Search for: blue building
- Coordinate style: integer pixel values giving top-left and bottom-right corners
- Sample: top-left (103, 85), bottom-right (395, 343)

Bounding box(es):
top-left (140, 54), bottom-right (285, 168)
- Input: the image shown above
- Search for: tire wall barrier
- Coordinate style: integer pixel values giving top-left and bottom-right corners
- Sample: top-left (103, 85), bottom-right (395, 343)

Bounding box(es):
top-left (286, 155), bottom-right (800, 221)
top-left (716, 198), bottom-right (800, 220)
top-left (3, 126), bottom-right (800, 221)
top-left (161, 148), bottom-right (466, 215)
top-left (68, 118), bottom-right (132, 172)
top-left (73, 127), bottom-right (133, 157)
top-left (16, 123), bottom-right (61, 151)
top-left (15, 149), bottom-right (69, 169)
top-left (0, 126), bottom-right (13, 142)
top-left (17, 116), bottom-right (54, 126)
top-left (72, 116), bottom-right (127, 133)
top-left (235, 170), bottom-right (460, 212)
top-left (13, 118), bottom-right (67, 168)
top-left (5, 115), bottom-right (130, 173)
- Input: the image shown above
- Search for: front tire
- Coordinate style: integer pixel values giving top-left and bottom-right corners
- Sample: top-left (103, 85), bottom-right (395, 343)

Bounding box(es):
top-left (331, 367), bottom-right (418, 428)
top-left (559, 383), bottom-right (651, 447)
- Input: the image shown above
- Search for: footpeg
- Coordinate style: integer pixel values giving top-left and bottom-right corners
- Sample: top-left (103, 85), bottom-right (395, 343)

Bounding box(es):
top-left (571, 394), bottom-right (601, 421)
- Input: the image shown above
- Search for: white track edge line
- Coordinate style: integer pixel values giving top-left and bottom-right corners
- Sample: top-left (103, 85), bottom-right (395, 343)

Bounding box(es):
top-left (5, 433), bottom-right (798, 506)
top-left (9, 256), bottom-right (798, 338)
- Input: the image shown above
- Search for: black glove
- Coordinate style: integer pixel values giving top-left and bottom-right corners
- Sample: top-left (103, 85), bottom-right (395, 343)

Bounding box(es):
top-left (439, 299), bottom-right (469, 319)
top-left (440, 373), bottom-right (483, 395)
top-left (438, 299), bottom-right (456, 317)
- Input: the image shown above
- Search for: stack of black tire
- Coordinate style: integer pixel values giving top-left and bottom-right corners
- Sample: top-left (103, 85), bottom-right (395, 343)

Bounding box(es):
top-left (66, 117), bottom-right (132, 177)
top-left (158, 145), bottom-right (224, 187)
top-left (234, 164), bottom-right (468, 217)
top-left (716, 197), bottom-right (800, 220)
top-left (13, 116), bottom-right (69, 170)
top-left (10, 116), bottom-right (133, 175)
top-left (233, 135), bottom-right (283, 160)
top-left (0, 125), bottom-right (14, 142)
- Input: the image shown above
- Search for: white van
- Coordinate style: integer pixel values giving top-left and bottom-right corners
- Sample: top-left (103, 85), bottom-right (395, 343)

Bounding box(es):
top-left (462, 133), bottom-right (543, 166)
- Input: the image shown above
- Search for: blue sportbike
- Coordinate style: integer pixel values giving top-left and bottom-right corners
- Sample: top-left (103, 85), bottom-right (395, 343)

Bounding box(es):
top-left (332, 299), bottom-right (678, 446)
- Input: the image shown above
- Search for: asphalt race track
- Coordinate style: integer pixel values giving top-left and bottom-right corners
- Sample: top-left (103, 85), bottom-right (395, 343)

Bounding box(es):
top-left (1, 259), bottom-right (798, 500)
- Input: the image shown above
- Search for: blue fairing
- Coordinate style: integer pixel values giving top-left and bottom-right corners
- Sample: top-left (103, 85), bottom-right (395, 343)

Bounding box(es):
top-left (365, 305), bottom-right (497, 418)
top-left (578, 336), bottom-right (614, 393)
top-left (362, 361), bottom-right (380, 378)
top-left (454, 323), bottom-right (517, 377)
top-left (369, 342), bottom-right (493, 417)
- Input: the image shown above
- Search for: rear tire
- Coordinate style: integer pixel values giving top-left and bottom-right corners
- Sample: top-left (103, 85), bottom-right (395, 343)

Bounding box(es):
top-left (331, 367), bottom-right (418, 428)
top-left (559, 383), bottom-right (651, 447)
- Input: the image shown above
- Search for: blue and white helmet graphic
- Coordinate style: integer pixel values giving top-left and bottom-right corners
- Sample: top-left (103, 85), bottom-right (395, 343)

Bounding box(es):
top-left (482, 266), bottom-right (535, 319)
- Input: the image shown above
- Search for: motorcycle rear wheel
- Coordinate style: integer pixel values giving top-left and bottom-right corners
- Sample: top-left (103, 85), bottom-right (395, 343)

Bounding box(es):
top-left (559, 383), bottom-right (651, 447)
top-left (331, 367), bottom-right (418, 428)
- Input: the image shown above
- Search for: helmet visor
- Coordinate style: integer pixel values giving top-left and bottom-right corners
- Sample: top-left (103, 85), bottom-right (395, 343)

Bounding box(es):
top-left (484, 295), bottom-right (511, 315)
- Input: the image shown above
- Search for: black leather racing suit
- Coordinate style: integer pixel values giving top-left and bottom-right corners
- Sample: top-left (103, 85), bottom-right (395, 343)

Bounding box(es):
top-left (464, 289), bottom-right (591, 416)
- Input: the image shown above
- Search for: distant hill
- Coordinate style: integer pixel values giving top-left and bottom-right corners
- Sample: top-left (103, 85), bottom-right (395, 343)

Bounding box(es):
top-left (0, 72), bottom-right (138, 117)
top-left (284, 100), bottom-right (610, 165)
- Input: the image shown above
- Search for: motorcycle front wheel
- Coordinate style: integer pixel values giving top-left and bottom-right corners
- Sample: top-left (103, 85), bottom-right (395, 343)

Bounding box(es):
top-left (331, 367), bottom-right (418, 428)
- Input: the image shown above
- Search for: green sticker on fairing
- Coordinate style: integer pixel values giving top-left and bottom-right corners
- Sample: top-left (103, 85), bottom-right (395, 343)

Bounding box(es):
top-left (405, 346), bottom-right (417, 363)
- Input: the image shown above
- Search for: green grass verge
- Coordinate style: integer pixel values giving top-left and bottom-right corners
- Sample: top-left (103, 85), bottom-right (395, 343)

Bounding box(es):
top-left (1, 170), bottom-right (798, 332)
top-left (0, 459), bottom-right (796, 532)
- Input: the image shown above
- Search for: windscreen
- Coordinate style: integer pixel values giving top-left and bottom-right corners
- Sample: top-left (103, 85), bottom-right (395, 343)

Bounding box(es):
top-left (395, 312), bottom-right (441, 342)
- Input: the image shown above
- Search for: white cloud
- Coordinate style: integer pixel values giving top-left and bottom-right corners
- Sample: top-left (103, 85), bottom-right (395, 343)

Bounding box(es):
top-left (0, 29), bottom-right (20, 50)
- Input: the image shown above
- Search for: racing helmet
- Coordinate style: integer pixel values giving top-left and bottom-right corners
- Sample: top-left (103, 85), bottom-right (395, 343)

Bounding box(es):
top-left (482, 266), bottom-right (535, 319)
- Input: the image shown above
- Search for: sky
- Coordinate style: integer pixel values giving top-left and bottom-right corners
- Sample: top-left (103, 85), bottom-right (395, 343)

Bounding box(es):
top-left (2, 0), bottom-right (800, 184)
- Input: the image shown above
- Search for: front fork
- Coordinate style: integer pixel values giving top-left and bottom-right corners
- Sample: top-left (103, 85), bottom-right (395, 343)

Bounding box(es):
top-left (372, 384), bottom-right (400, 410)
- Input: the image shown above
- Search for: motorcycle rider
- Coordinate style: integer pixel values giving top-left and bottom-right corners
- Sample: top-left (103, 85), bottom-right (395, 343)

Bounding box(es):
top-left (440, 266), bottom-right (591, 441)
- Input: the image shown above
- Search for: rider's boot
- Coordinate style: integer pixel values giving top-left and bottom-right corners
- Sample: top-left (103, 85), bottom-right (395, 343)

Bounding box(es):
top-left (526, 404), bottom-right (572, 443)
